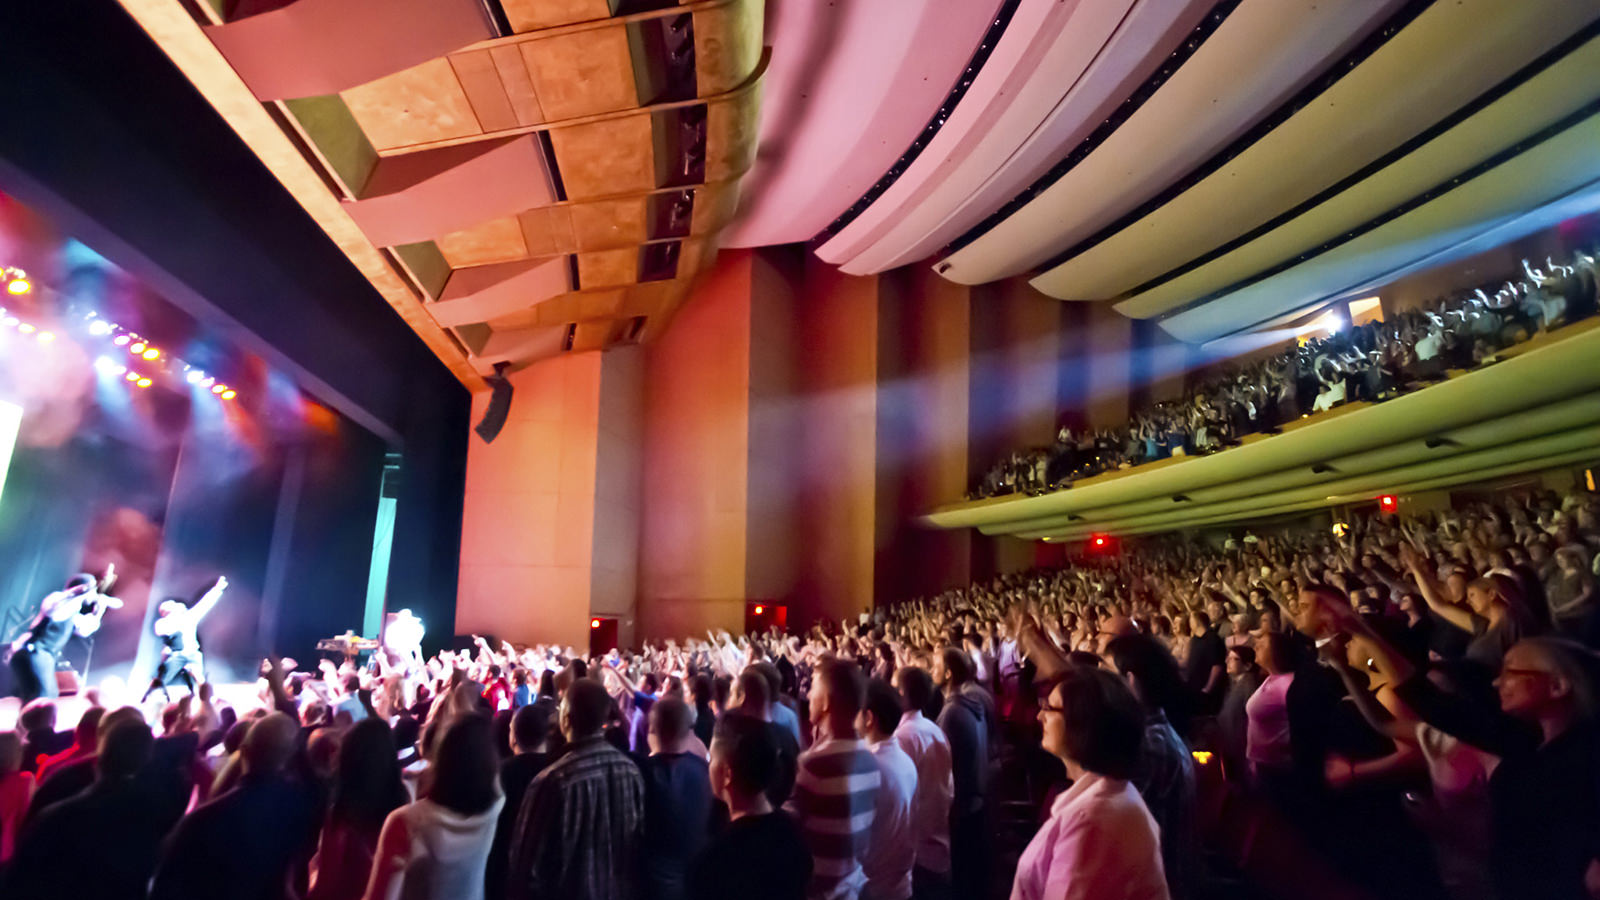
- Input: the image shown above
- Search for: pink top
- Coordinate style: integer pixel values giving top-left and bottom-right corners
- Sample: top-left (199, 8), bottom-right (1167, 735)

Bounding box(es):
top-left (1246, 672), bottom-right (1296, 768)
top-left (0, 770), bottom-right (36, 862)
top-left (1010, 773), bottom-right (1169, 900)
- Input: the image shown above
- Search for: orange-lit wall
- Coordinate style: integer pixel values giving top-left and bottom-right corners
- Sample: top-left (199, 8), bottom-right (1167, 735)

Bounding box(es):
top-left (638, 251), bottom-right (754, 640)
top-left (460, 246), bottom-right (1151, 644)
top-left (457, 353), bottom-right (603, 650)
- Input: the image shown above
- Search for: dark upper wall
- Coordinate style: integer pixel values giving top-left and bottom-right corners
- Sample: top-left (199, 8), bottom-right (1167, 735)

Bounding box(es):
top-left (0, 4), bottom-right (469, 649)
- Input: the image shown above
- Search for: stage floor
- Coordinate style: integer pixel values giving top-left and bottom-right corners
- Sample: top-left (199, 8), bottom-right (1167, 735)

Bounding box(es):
top-left (0, 680), bottom-right (265, 732)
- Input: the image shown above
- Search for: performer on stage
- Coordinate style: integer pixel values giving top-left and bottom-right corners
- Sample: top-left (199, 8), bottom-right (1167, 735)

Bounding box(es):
top-left (141, 575), bottom-right (228, 703)
top-left (380, 608), bottom-right (425, 674)
top-left (7, 566), bottom-right (122, 702)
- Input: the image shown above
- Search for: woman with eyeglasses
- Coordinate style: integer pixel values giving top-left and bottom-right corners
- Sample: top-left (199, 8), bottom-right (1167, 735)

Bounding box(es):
top-left (1010, 666), bottom-right (1170, 900)
top-left (1308, 586), bottom-right (1600, 900)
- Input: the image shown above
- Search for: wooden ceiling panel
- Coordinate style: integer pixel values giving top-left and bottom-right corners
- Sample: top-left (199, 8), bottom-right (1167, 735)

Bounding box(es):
top-left (449, 49), bottom-right (518, 133)
top-left (704, 88), bottom-right (760, 181)
top-left (549, 116), bottom-right (658, 199)
top-left (521, 29), bottom-right (640, 121)
top-left (677, 236), bottom-right (716, 276)
top-left (571, 320), bottom-right (618, 352)
top-left (518, 206), bottom-right (575, 257)
top-left (489, 45), bottom-right (545, 127)
top-left (436, 215), bottom-right (530, 267)
top-left (501, 0), bottom-right (616, 33)
top-left (569, 196), bottom-right (650, 250)
top-left (693, 0), bottom-right (764, 96)
top-left (690, 182), bottom-right (740, 234)
top-left (341, 57), bottom-right (483, 151)
top-left (577, 247), bottom-right (641, 288)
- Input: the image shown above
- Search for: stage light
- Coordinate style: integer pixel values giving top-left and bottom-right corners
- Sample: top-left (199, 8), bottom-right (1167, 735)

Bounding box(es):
top-left (754, 605), bottom-right (764, 615)
top-left (220, 390), bottom-right (236, 400)
top-left (1192, 751), bottom-right (1214, 765)
top-left (6, 278), bottom-right (28, 295)
top-left (129, 342), bottom-right (146, 354)
top-left (211, 383), bottom-right (226, 395)
top-left (186, 370), bottom-right (204, 384)
top-left (1094, 536), bottom-right (1106, 546)
top-left (590, 618), bottom-right (601, 629)
top-left (88, 319), bottom-right (113, 336)
top-left (35, 331), bottom-right (53, 343)
top-left (113, 334), bottom-right (130, 346)
top-left (1, 316), bottom-right (15, 327)
top-left (17, 323), bottom-right (34, 334)
top-left (1378, 494), bottom-right (1398, 513)
top-left (141, 347), bottom-right (160, 360)
top-left (136, 377), bottom-right (152, 388)
top-left (125, 372), bottom-right (139, 382)
top-left (95, 356), bottom-right (126, 375)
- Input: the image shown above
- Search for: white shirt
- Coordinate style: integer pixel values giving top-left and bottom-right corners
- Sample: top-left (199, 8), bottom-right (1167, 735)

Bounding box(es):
top-left (864, 738), bottom-right (917, 900)
top-left (1010, 773), bottom-right (1168, 900)
top-left (891, 711), bottom-right (952, 875)
top-left (373, 794), bottom-right (504, 900)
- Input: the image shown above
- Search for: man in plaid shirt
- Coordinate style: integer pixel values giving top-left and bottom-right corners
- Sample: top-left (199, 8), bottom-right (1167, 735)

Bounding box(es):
top-left (510, 678), bottom-right (644, 900)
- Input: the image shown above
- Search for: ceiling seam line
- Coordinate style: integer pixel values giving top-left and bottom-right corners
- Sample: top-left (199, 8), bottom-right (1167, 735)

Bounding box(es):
top-left (1156, 100), bottom-right (1600, 337)
top-left (1011, 0), bottom-right (1441, 276)
top-left (1119, 18), bottom-right (1600, 306)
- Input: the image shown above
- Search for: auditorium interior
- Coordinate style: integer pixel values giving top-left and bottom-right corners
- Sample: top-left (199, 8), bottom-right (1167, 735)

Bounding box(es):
top-left (2, 2), bottom-right (1600, 898)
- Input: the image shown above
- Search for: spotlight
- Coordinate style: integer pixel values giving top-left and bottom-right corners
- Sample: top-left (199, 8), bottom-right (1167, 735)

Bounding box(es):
top-left (220, 390), bottom-right (236, 400)
top-left (186, 370), bottom-right (204, 384)
top-left (136, 377), bottom-right (152, 388)
top-left (754, 605), bottom-right (764, 615)
top-left (129, 342), bottom-right (146, 354)
top-left (590, 618), bottom-right (601, 629)
top-left (141, 347), bottom-right (159, 360)
top-left (6, 278), bottom-right (29, 295)
top-left (200, 377), bottom-right (215, 388)
top-left (36, 331), bottom-right (54, 343)
top-left (113, 334), bottom-right (130, 346)
top-left (88, 320), bottom-right (113, 336)
top-left (1, 316), bottom-right (15, 327)
top-left (17, 323), bottom-right (34, 334)
top-left (210, 384), bottom-right (226, 395)
top-left (95, 356), bottom-right (125, 375)
top-left (125, 372), bottom-right (139, 382)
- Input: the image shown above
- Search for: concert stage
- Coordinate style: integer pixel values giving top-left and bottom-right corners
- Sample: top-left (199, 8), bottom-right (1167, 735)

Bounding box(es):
top-left (0, 680), bottom-right (265, 733)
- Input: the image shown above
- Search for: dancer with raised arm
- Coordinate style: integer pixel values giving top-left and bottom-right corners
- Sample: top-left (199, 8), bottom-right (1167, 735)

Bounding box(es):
top-left (141, 576), bottom-right (227, 703)
top-left (7, 566), bottom-right (121, 702)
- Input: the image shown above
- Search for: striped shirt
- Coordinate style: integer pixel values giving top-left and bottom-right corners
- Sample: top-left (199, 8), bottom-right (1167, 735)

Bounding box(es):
top-left (509, 736), bottom-right (645, 900)
top-left (786, 737), bottom-right (881, 900)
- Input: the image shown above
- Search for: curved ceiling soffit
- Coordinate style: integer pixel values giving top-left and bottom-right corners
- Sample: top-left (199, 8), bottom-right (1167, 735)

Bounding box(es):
top-left (934, 0), bottom-right (1412, 287)
top-left (719, 0), bottom-right (1005, 249)
top-left (1158, 110), bottom-right (1600, 343)
top-left (817, 0), bottom-right (1215, 276)
top-left (1113, 24), bottom-right (1600, 323)
top-left (1036, 0), bottom-right (1600, 306)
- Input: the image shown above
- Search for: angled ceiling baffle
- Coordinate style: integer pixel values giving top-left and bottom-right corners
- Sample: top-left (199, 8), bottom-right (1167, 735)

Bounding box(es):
top-left (118, 0), bottom-right (768, 383)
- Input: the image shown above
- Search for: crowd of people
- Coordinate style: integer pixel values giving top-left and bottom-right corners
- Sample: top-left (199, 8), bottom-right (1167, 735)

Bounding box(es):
top-left (1, 484), bottom-right (1598, 900)
top-left (974, 251), bottom-right (1600, 498)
